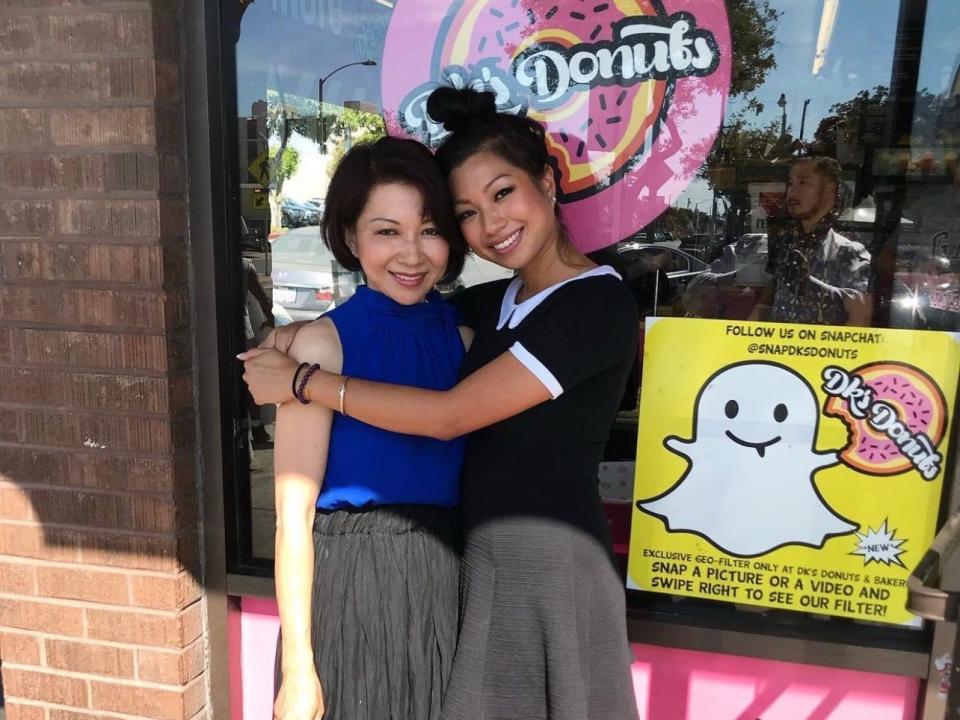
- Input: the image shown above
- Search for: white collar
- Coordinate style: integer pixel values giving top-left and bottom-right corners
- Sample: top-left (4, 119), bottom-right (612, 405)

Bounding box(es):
top-left (497, 265), bottom-right (621, 330)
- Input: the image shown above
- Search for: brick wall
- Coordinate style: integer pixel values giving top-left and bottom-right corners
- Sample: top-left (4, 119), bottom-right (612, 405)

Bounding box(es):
top-left (0, 1), bottom-right (207, 719)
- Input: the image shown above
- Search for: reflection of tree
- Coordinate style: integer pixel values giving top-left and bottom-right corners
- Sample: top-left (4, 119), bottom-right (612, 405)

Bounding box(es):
top-left (324, 107), bottom-right (386, 177)
top-left (813, 85), bottom-right (943, 158)
top-left (266, 96), bottom-right (313, 232)
top-left (726, 0), bottom-right (783, 112)
top-left (270, 144), bottom-right (300, 198)
top-left (690, 0), bottom-right (781, 239)
top-left (701, 113), bottom-right (782, 238)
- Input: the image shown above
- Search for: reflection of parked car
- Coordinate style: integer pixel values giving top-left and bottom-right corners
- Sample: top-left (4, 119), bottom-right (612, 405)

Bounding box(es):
top-left (270, 231), bottom-right (359, 321)
top-left (301, 199), bottom-right (325, 217)
top-left (679, 233), bottom-right (716, 260)
top-left (291, 200), bottom-right (319, 225)
top-left (281, 200), bottom-right (308, 228)
top-left (616, 242), bottom-right (708, 305)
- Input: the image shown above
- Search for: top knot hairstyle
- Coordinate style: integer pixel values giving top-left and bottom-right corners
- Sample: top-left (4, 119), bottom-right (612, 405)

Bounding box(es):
top-left (322, 136), bottom-right (468, 284)
top-left (426, 86), bottom-right (562, 216)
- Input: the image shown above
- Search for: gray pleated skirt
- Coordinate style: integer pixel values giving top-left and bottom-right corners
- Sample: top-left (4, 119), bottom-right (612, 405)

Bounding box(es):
top-left (274, 505), bottom-right (461, 720)
top-left (439, 516), bottom-right (639, 720)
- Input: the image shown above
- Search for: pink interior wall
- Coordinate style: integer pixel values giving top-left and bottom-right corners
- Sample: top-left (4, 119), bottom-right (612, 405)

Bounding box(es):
top-left (232, 596), bottom-right (920, 720)
top-left (630, 644), bottom-right (919, 720)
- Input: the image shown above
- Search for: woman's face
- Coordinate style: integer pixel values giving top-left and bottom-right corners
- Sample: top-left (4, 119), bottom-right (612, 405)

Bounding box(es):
top-left (349, 182), bottom-right (450, 305)
top-left (450, 150), bottom-right (558, 270)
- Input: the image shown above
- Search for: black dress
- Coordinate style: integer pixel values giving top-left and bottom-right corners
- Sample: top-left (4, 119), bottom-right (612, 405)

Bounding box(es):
top-left (443, 269), bottom-right (640, 720)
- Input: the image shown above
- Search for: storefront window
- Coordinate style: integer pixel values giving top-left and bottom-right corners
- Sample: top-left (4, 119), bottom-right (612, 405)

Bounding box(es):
top-left (222, 0), bottom-right (959, 647)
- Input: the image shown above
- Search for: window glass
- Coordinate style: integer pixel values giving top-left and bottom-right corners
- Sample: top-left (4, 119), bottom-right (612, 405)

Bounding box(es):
top-left (225, 1), bottom-right (959, 648)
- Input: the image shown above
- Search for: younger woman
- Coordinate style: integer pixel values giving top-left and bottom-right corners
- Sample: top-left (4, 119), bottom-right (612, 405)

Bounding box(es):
top-left (264, 137), bottom-right (469, 720)
top-left (244, 88), bottom-right (640, 720)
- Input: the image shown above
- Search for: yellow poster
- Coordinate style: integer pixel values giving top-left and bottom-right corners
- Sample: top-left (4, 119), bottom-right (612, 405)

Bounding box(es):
top-left (627, 318), bottom-right (960, 625)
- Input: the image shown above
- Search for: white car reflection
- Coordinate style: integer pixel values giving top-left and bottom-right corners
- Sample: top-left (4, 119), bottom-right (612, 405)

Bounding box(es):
top-left (270, 228), bottom-right (359, 322)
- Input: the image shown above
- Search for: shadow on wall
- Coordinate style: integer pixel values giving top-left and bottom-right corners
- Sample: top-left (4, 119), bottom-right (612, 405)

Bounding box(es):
top-left (0, 438), bottom-right (204, 668)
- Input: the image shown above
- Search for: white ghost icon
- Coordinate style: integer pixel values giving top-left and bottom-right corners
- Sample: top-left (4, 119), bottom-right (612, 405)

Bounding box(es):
top-left (638, 361), bottom-right (858, 557)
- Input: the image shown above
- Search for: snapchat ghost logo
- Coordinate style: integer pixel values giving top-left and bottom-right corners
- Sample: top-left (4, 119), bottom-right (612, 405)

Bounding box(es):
top-left (638, 361), bottom-right (858, 557)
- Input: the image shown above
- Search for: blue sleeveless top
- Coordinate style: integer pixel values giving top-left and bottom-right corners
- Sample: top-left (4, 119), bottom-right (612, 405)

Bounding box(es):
top-left (317, 285), bottom-right (466, 510)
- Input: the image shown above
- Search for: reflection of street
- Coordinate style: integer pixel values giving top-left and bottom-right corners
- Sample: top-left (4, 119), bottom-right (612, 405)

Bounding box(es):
top-left (249, 445), bottom-right (275, 559)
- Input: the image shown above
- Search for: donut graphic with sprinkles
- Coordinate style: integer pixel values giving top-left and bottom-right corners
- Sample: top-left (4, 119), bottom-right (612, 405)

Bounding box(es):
top-left (381, 0), bottom-right (732, 252)
top-left (824, 362), bottom-right (948, 478)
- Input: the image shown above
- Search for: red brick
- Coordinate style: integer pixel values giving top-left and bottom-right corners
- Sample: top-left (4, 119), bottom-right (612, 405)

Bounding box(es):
top-left (19, 409), bottom-right (176, 455)
top-left (0, 154), bottom-right (106, 192)
top-left (0, 630), bottom-right (42, 664)
top-left (86, 243), bottom-right (170, 284)
top-left (0, 17), bottom-right (42, 59)
top-left (78, 525), bottom-right (200, 575)
top-left (0, 483), bottom-right (34, 521)
top-left (0, 369), bottom-right (183, 414)
top-left (0, 559), bottom-right (34, 594)
top-left (0, 445), bottom-right (67, 483)
top-left (103, 58), bottom-right (161, 100)
top-left (154, 107), bottom-right (183, 151)
top-left (130, 571), bottom-right (200, 611)
top-left (0, 108), bottom-right (46, 150)
top-left (10, 328), bottom-right (173, 373)
top-left (150, 9), bottom-right (179, 62)
top-left (158, 153), bottom-right (184, 193)
top-left (103, 151), bottom-right (160, 192)
top-left (0, 199), bottom-right (54, 235)
top-left (20, 486), bottom-right (187, 533)
top-left (91, 677), bottom-right (198, 720)
top-left (50, 107), bottom-right (155, 147)
top-left (0, 240), bottom-right (42, 280)
top-left (3, 702), bottom-right (46, 720)
top-left (86, 602), bottom-right (201, 649)
top-left (0, 61), bottom-right (99, 102)
top-left (0, 327), bottom-right (10, 360)
top-left (137, 638), bottom-right (204, 684)
top-left (47, 711), bottom-right (105, 720)
top-left (37, 565), bottom-right (128, 604)
top-left (0, 447), bottom-right (190, 493)
top-left (67, 452), bottom-right (191, 493)
top-left (0, 286), bottom-right (187, 331)
top-left (46, 11), bottom-right (152, 55)
top-left (0, 598), bottom-right (84, 635)
top-left (0, 407), bottom-right (20, 442)
top-left (45, 638), bottom-right (135, 678)
top-left (3, 667), bottom-right (88, 706)
top-left (0, 522), bottom-right (81, 563)
top-left (57, 197), bottom-right (160, 236)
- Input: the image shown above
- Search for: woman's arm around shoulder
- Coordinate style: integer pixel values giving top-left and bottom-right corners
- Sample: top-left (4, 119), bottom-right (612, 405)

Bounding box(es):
top-left (301, 275), bottom-right (639, 441)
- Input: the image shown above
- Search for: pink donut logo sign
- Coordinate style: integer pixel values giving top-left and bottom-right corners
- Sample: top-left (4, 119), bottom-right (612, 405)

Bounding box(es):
top-left (381, 0), bottom-right (732, 252)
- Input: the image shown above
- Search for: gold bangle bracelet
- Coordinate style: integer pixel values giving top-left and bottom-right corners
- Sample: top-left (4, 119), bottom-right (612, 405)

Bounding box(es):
top-left (337, 376), bottom-right (351, 416)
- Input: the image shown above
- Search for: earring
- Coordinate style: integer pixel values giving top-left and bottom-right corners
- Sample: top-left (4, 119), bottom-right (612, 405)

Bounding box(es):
top-left (550, 196), bottom-right (556, 204)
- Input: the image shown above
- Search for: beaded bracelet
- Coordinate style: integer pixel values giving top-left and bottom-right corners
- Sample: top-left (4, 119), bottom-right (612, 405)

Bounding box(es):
top-left (290, 362), bottom-right (308, 403)
top-left (295, 363), bottom-right (321, 404)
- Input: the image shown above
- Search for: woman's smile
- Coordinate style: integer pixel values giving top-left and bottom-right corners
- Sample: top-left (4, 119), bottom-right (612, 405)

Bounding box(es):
top-left (491, 228), bottom-right (523, 255)
top-left (389, 270), bottom-right (429, 287)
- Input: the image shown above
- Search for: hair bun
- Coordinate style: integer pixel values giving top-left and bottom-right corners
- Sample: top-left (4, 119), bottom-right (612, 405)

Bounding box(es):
top-left (427, 86), bottom-right (497, 133)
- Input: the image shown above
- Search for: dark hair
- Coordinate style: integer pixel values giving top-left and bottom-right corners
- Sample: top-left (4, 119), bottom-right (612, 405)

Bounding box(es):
top-left (426, 87), bottom-right (566, 229)
top-left (793, 155), bottom-right (841, 187)
top-left (321, 136), bottom-right (467, 284)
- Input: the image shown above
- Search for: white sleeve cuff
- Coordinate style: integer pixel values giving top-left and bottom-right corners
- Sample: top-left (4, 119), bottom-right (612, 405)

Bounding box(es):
top-left (509, 342), bottom-right (563, 399)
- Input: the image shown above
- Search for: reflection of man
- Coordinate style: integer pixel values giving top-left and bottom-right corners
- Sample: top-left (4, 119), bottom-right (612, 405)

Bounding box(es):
top-left (752, 157), bottom-right (872, 326)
